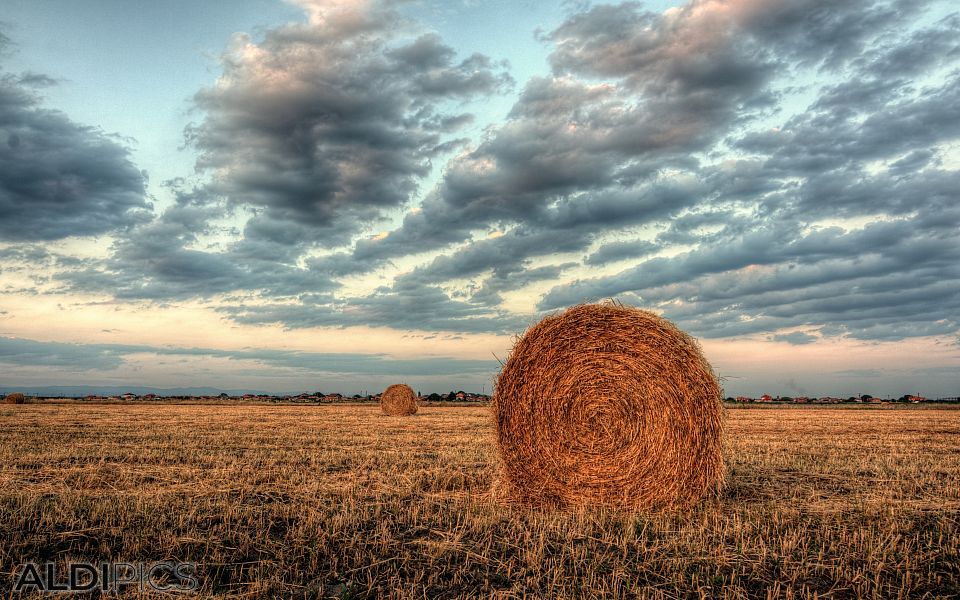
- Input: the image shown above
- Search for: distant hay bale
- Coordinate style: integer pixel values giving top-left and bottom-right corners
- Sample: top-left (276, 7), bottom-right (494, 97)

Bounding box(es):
top-left (381, 384), bottom-right (418, 416)
top-left (492, 303), bottom-right (724, 509)
top-left (4, 392), bottom-right (26, 405)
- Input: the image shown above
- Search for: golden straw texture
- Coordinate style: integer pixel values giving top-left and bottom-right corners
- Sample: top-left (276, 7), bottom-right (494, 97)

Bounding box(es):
top-left (4, 392), bottom-right (26, 405)
top-left (381, 384), bottom-right (418, 416)
top-left (492, 303), bottom-right (724, 509)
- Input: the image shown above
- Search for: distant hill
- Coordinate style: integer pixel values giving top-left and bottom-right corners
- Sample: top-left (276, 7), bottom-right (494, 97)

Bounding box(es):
top-left (0, 385), bottom-right (273, 398)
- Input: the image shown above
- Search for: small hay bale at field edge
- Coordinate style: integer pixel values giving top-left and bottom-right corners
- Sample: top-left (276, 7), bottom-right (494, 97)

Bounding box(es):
top-left (492, 302), bottom-right (724, 509)
top-left (381, 384), bottom-right (418, 416)
top-left (4, 392), bottom-right (26, 404)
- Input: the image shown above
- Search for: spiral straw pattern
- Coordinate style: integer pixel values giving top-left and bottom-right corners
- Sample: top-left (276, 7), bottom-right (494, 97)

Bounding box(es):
top-left (381, 384), bottom-right (418, 416)
top-left (492, 303), bottom-right (724, 509)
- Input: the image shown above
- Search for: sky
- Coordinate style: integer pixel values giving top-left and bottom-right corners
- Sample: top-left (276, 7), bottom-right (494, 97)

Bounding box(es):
top-left (0, 0), bottom-right (958, 397)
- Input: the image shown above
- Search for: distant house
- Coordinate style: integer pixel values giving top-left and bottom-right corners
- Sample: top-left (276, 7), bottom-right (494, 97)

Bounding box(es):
top-left (735, 396), bottom-right (752, 403)
top-left (793, 396), bottom-right (810, 403)
top-left (323, 393), bottom-right (343, 403)
top-left (121, 392), bottom-right (136, 401)
top-left (758, 394), bottom-right (774, 403)
top-left (907, 395), bottom-right (928, 403)
top-left (455, 392), bottom-right (466, 400)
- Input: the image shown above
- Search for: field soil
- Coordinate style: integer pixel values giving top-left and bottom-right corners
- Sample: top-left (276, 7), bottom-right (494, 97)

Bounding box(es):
top-left (0, 404), bottom-right (958, 598)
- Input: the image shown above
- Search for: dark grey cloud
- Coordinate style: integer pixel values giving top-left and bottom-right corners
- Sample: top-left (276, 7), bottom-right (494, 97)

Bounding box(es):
top-left (186, 1), bottom-right (510, 246)
top-left (200, 0), bottom-right (960, 343)
top-left (0, 244), bottom-right (50, 264)
top-left (585, 239), bottom-right (658, 266)
top-left (17, 0), bottom-right (960, 348)
top-left (391, 181), bottom-right (700, 286)
top-left (62, 191), bottom-right (339, 300)
top-left (517, 1), bottom-right (959, 343)
top-left (57, 0), bottom-right (510, 301)
top-left (576, 217), bottom-right (955, 301)
top-left (388, 33), bottom-right (512, 98)
top-left (340, 0), bottom-right (892, 266)
top-left (739, 0), bottom-right (920, 70)
top-left (887, 149), bottom-right (937, 177)
top-left (0, 54), bottom-right (149, 241)
top-left (251, 181), bottom-right (701, 333)
top-left (468, 263), bottom-right (577, 308)
top-left (0, 335), bottom-right (495, 376)
top-left (856, 12), bottom-right (960, 78)
top-left (398, 228), bottom-right (584, 286)
top-left (339, 67), bottom-right (728, 264)
top-left (547, 1), bottom-right (776, 91)
top-left (220, 280), bottom-right (531, 334)
top-left (771, 332), bottom-right (817, 345)
top-left (748, 71), bottom-right (960, 190)
top-left (0, 336), bottom-right (126, 371)
top-left (542, 215), bottom-right (960, 341)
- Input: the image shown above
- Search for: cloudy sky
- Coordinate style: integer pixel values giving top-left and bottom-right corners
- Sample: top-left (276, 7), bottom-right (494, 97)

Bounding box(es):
top-left (1, 0), bottom-right (958, 397)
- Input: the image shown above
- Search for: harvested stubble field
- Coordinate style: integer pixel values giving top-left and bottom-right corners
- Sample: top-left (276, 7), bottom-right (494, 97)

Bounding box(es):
top-left (0, 404), bottom-right (958, 598)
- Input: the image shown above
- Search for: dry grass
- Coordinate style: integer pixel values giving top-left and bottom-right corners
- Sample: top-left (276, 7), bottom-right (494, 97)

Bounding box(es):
top-left (0, 403), bottom-right (957, 598)
top-left (381, 384), bottom-right (418, 416)
top-left (493, 303), bottom-right (723, 509)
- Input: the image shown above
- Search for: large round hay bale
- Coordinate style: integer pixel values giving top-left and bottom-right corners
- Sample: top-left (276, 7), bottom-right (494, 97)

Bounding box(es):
top-left (492, 303), bottom-right (724, 509)
top-left (380, 384), bottom-right (418, 416)
top-left (4, 392), bottom-right (26, 405)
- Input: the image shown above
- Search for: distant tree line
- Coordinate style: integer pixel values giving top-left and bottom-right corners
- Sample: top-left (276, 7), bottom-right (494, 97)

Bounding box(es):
top-left (423, 390), bottom-right (468, 402)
